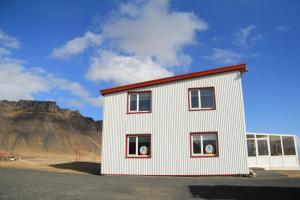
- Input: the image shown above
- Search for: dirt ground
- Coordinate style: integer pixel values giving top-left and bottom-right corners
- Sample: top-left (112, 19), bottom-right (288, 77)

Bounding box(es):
top-left (273, 170), bottom-right (300, 177)
top-left (0, 155), bottom-right (101, 175)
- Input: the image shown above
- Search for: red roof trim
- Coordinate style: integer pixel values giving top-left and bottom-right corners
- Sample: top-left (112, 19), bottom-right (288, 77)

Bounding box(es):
top-left (100, 63), bottom-right (247, 95)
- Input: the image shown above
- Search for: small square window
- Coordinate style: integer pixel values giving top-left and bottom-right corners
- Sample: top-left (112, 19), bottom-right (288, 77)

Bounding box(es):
top-left (190, 132), bottom-right (218, 157)
top-left (189, 88), bottom-right (215, 110)
top-left (126, 134), bottom-right (151, 158)
top-left (128, 91), bottom-right (151, 113)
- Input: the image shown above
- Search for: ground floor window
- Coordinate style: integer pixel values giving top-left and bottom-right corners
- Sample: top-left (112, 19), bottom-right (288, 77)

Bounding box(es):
top-left (270, 136), bottom-right (283, 156)
top-left (190, 132), bottom-right (218, 157)
top-left (126, 134), bottom-right (151, 158)
top-left (247, 134), bottom-right (256, 156)
top-left (246, 134), bottom-right (297, 157)
top-left (282, 136), bottom-right (296, 155)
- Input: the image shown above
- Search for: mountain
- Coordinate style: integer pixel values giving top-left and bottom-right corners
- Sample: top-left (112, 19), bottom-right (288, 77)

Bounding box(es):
top-left (0, 100), bottom-right (102, 159)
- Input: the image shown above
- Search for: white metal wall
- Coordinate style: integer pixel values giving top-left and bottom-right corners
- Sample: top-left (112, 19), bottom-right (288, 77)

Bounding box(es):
top-left (247, 132), bottom-right (299, 169)
top-left (101, 71), bottom-right (249, 175)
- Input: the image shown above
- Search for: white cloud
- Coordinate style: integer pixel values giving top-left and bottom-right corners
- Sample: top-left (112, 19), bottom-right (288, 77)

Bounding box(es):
top-left (0, 30), bottom-right (21, 49)
top-left (276, 25), bottom-right (291, 32)
top-left (51, 31), bottom-right (102, 59)
top-left (233, 24), bottom-right (262, 47)
top-left (0, 58), bottom-right (101, 107)
top-left (0, 61), bottom-right (50, 100)
top-left (51, 0), bottom-right (208, 85)
top-left (203, 48), bottom-right (244, 65)
top-left (48, 75), bottom-right (102, 107)
top-left (102, 0), bottom-right (207, 67)
top-left (0, 47), bottom-right (11, 57)
top-left (86, 51), bottom-right (173, 85)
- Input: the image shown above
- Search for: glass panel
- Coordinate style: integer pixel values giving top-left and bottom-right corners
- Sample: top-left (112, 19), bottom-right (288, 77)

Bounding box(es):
top-left (247, 134), bottom-right (255, 139)
top-left (247, 139), bottom-right (256, 156)
top-left (256, 135), bottom-right (267, 138)
top-left (138, 136), bottom-right (151, 155)
top-left (200, 88), bottom-right (215, 109)
top-left (190, 90), bottom-right (199, 108)
top-left (282, 136), bottom-right (296, 155)
top-left (192, 134), bottom-right (202, 154)
top-left (203, 133), bottom-right (217, 155)
top-left (270, 136), bottom-right (283, 156)
top-left (139, 92), bottom-right (151, 111)
top-left (129, 93), bottom-right (137, 111)
top-left (257, 140), bottom-right (269, 155)
top-left (128, 137), bottom-right (136, 155)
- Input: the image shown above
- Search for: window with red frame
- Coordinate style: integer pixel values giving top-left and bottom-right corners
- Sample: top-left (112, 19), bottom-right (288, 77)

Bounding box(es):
top-left (189, 88), bottom-right (215, 110)
top-left (128, 91), bottom-right (151, 113)
top-left (191, 132), bottom-right (218, 157)
top-left (127, 135), bottom-right (151, 158)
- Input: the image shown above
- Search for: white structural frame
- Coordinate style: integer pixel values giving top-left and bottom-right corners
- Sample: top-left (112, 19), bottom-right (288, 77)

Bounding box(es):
top-left (247, 132), bottom-right (299, 170)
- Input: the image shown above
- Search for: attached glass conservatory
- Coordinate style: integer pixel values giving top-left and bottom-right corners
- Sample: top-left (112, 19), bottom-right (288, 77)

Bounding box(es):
top-left (246, 133), bottom-right (299, 169)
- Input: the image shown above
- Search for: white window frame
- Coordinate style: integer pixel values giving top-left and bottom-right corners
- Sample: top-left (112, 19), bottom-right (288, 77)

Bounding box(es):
top-left (189, 88), bottom-right (215, 110)
top-left (246, 134), bottom-right (256, 157)
top-left (256, 135), bottom-right (269, 156)
top-left (190, 132), bottom-right (218, 157)
top-left (126, 135), bottom-right (151, 158)
top-left (128, 91), bottom-right (151, 113)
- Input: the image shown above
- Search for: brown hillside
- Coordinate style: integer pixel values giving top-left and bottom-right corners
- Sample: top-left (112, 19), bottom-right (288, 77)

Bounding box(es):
top-left (0, 100), bottom-right (102, 159)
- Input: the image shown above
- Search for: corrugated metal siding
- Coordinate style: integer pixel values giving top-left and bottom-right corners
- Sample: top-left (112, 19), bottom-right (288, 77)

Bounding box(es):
top-left (101, 71), bottom-right (249, 175)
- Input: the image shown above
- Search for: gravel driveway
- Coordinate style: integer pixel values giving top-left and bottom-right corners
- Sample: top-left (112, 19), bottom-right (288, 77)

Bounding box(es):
top-left (0, 167), bottom-right (300, 200)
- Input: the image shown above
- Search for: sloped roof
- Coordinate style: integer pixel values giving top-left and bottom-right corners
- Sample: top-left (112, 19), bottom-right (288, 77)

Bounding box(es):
top-left (100, 63), bottom-right (247, 95)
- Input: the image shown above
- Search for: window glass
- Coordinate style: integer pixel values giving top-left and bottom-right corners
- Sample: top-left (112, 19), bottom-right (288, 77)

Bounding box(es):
top-left (128, 137), bottom-right (136, 155)
top-left (257, 140), bottom-right (269, 156)
top-left (191, 133), bottom-right (217, 156)
top-left (129, 93), bottom-right (137, 111)
top-left (246, 134), bottom-right (254, 139)
top-left (270, 136), bottom-right (282, 156)
top-left (247, 139), bottom-right (256, 156)
top-left (191, 90), bottom-right (199, 108)
top-left (127, 135), bottom-right (151, 157)
top-left (192, 135), bottom-right (201, 154)
top-left (138, 136), bottom-right (151, 155)
top-left (282, 136), bottom-right (296, 155)
top-left (200, 88), bottom-right (215, 109)
top-left (202, 134), bottom-right (217, 155)
top-left (139, 92), bottom-right (151, 111)
top-left (256, 135), bottom-right (267, 138)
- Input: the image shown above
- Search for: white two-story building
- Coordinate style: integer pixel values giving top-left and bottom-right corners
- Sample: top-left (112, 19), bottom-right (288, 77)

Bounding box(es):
top-left (100, 64), bottom-right (299, 176)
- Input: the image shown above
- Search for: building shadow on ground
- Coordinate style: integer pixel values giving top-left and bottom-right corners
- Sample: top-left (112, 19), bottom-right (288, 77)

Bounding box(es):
top-left (189, 185), bottom-right (300, 199)
top-left (49, 162), bottom-right (101, 175)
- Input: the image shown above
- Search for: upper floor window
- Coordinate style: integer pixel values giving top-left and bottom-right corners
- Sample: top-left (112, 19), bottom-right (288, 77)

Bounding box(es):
top-left (128, 91), bottom-right (151, 113)
top-left (189, 87), bottom-right (216, 110)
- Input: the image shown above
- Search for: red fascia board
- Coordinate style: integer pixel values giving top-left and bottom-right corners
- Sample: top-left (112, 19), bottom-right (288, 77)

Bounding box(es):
top-left (100, 63), bottom-right (247, 95)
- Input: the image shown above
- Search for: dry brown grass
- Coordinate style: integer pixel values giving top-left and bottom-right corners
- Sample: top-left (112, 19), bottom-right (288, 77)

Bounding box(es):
top-left (273, 170), bottom-right (300, 178)
top-left (0, 154), bottom-right (100, 175)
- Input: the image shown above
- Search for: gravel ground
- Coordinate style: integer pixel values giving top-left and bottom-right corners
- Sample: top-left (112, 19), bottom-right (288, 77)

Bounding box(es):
top-left (0, 167), bottom-right (300, 200)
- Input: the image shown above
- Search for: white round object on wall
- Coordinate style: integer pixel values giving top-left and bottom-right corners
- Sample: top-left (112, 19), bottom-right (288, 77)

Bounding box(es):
top-left (205, 144), bottom-right (214, 154)
top-left (139, 146), bottom-right (148, 155)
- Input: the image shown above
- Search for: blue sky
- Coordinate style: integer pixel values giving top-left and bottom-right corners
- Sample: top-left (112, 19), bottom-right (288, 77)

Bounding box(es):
top-left (0, 0), bottom-right (299, 142)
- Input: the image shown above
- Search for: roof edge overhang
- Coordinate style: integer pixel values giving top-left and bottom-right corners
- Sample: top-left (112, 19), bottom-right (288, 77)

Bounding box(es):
top-left (100, 63), bottom-right (247, 95)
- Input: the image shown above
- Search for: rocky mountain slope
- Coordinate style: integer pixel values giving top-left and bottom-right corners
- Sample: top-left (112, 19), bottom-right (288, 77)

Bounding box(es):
top-left (0, 100), bottom-right (102, 159)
